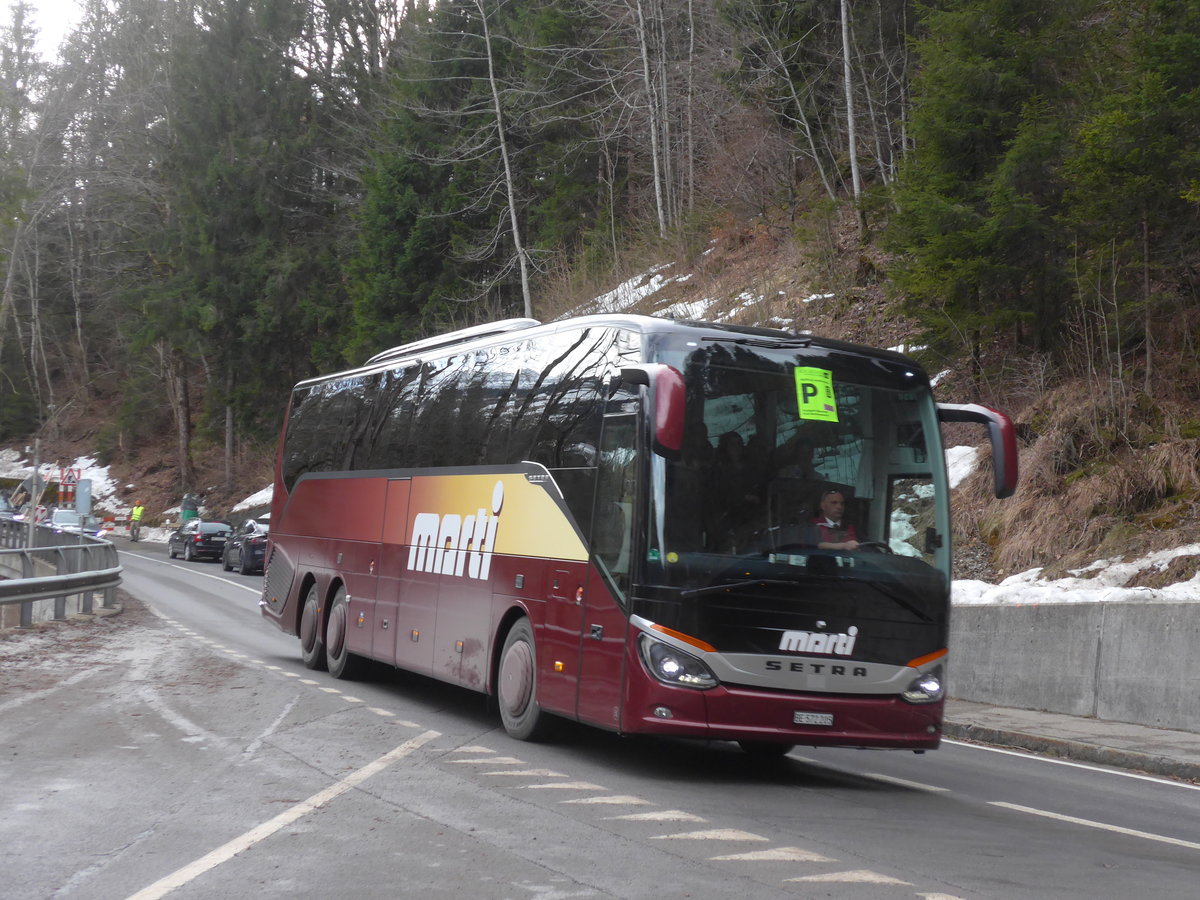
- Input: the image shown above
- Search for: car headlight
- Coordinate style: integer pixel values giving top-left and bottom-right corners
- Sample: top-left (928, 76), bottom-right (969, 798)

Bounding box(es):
top-left (901, 664), bottom-right (944, 704)
top-left (637, 632), bottom-right (718, 689)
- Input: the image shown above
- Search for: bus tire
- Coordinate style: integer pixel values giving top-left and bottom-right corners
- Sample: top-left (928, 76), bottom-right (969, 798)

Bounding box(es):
top-left (498, 618), bottom-right (551, 741)
top-left (326, 586), bottom-right (367, 680)
top-left (299, 584), bottom-right (327, 670)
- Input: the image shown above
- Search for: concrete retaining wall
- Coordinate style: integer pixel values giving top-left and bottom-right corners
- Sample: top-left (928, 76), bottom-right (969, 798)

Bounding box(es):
top-left (950, 602), bottom-right (1200, 734)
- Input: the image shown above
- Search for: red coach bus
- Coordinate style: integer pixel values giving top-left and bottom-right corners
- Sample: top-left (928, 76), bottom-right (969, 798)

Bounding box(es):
top-left (260, 314), bottom-right (1016, 753)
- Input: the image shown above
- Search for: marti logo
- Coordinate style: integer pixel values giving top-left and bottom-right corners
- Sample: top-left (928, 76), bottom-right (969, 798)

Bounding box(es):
top-left (778, 625), bottom-right (859, 656)
top-left (408, 480), bottom-right (504, 580)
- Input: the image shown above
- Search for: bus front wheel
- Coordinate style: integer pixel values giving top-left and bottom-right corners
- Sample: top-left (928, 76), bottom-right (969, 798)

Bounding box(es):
top-left (299, 584), bottom-right (327, 670)
top-left (326, 586), bottom-right (367, 680)
top-left (498, 618), bottom-right (550, 741)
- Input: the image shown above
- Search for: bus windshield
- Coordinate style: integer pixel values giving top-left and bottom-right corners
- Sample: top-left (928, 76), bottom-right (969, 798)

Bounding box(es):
top-left (645, 338), bottom-right (951, 606)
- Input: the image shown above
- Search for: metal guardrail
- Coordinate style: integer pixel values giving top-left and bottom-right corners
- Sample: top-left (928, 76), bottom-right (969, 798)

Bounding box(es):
top-left (0, 519), bottom-right (122, 627)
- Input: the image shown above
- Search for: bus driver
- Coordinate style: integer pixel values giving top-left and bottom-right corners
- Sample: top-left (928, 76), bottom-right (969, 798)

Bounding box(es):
top-left (812, 490), bottom-right (860, 551)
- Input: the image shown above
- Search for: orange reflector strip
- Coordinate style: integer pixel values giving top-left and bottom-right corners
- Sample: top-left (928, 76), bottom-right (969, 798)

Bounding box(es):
top-left (907, 648), bottom-right (948, 668)
top-left (650, 623), bottom-right (717, 653)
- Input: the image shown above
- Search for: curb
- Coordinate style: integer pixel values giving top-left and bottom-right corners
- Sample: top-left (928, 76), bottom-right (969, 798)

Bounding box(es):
top-left (943, 720), bottom-right (1200, 784)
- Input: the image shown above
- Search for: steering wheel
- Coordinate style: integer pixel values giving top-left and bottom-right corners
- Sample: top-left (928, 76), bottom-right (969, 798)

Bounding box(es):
top-left (857, 540), bottom-right (894, 554)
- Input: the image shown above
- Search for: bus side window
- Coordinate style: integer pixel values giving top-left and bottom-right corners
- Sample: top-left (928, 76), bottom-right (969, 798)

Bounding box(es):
top-left (593, 414), bottom-right (637, 601)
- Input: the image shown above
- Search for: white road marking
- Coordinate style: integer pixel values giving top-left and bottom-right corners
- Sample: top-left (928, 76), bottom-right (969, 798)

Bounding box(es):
top-left (710, 847), bottom-right (833, 862)
top-left (652, 829), bottom-right (768, 842)
top-left (243, 696), bottom-right (299, 756)
top-left (123, 550), bottom-right (261, 595)
top-left (604, 810), bottom-right (708, 823)
top-left (864, 773), bottom-right (950, 792)
top-left (483, 768), bottom-right (567, 777)
top-left (126, 730), bottom-right (440, 900)
top-left (786, 870), bottom-right (911, 885)
top-left (522, 782), bottom-right (607, 791)
top-left (448, 756), bottom-right (525, 765)
top-left (368, 707), bottom-right (394, 717)
top-left (945, 739), bottom-right (1200, 791)
top-left (451, 745), bottom-right (496, 754)
top-left (559, 795), bottom-right (651, 805)
top-left (989, 801), bottom-right (1200, 851)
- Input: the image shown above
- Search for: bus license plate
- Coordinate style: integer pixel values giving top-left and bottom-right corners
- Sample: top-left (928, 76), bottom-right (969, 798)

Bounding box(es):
top-left (793, 711), bottom-right (834, 726)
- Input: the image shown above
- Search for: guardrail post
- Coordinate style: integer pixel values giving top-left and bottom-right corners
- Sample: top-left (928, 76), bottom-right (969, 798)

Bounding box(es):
top-left (53, 548), bottom-right (67, 620)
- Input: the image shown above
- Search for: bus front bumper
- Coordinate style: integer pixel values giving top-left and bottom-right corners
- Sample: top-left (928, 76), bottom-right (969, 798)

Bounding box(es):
top-left (623, 680), bottom-right (943, 750)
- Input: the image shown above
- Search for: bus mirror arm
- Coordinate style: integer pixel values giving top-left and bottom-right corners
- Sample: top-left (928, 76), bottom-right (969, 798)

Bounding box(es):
top-left (621, 365), bottom-right (685, 460)
top-left (936, 402), bottom-right (1019, 499)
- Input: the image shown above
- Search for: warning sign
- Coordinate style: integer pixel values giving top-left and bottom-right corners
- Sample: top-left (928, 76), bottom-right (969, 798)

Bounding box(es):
top-left (794, 367), bottom-right (839, 422)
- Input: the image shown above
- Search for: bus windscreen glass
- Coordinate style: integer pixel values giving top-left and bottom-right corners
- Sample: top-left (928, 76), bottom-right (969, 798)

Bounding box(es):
top-left (643, 339), bottom-right (951, 660)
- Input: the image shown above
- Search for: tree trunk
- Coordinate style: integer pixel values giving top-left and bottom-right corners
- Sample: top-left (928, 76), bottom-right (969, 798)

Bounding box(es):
top-left (1142, 212), bottom-right (1152, 392)
top-left (476, 0), bottom-right (532, 317)
top-left (161, 342), bottom-right (196, 494)
top-left (225, 365), bottom-right (234, 490)
top-left (841, 0), bottom-right (866, 237)
top-left (634, 0), bottom-right (667, 237)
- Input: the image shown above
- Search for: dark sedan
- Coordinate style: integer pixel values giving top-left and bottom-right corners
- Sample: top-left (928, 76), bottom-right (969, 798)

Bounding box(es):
top-left (222, 517), bottom-right (269, 574)
top-left (168, 520), bottom-right (232, 561)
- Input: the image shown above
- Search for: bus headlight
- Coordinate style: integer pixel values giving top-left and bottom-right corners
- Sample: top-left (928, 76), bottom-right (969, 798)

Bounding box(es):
top-left (637, 633), bottom-right (717, 689)
top-left (901, 665), bottom-right (944, 704)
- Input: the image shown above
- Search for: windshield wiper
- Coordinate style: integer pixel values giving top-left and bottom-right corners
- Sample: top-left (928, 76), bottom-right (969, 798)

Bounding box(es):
top-left (680, 578), bottom-right (799, 599)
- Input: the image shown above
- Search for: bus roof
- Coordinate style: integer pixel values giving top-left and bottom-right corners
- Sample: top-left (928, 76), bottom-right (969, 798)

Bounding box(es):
top-left (293, 314), bottom-right (920, 391)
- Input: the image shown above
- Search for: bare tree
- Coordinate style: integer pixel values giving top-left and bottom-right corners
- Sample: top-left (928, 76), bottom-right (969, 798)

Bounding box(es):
top-left (841, 0), bottom-right (865, 235)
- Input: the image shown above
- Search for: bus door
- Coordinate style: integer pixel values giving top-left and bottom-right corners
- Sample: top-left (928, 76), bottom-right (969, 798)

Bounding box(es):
top-left (576, 413), bottom-right (637, 728)
top-left (378, 477), bottom-right (434, 674)
top-left (537, 564), bottom-right (586, 716)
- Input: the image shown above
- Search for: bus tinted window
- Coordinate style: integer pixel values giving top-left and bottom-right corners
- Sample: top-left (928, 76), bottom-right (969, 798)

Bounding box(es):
top-left (510, 329), bottom-right (605, 466)
top-left (362, 364), bottom-right (423, 470)
top-left (281, 374), bottom-right (379, 489)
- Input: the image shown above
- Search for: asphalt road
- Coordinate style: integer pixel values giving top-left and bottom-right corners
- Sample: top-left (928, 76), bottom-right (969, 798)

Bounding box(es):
top-left (1, 541), bottom-right (1197, 899)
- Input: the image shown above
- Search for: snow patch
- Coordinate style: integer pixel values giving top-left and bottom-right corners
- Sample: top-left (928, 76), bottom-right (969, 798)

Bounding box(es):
top-left (945, 445), bottom-right (978, 489)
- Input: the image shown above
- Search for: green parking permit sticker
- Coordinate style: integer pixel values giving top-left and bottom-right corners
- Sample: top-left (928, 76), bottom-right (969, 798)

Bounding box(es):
top-left (794, 367), bottom-right (838, 422)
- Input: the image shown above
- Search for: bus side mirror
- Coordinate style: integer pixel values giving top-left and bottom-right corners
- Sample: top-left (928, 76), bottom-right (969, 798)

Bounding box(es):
top-left (620, 364), bottom-right (685, 460)
top-left (936, 402), bottom-right (1018, 499)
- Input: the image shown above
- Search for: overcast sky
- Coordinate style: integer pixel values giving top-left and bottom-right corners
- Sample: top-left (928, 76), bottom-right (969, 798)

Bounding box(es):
top-left (9, 0), bottom-right (80, 60)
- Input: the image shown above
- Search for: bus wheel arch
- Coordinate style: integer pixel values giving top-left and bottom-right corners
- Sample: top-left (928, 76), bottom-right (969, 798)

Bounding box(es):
top-left (496, 615), bottom-right (552, 741)
top-left (299, 577), bottom-right (328, 671)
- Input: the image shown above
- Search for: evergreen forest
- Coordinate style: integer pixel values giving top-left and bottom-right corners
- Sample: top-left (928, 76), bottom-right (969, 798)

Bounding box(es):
top-left (2, 0), bottom-right (1199, 562)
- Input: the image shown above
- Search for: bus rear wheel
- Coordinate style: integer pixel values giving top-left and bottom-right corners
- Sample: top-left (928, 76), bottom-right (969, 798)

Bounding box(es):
top-left (498, 618), bottom-right (551, 741)
top-left (326, 586), bottom-right (367, 680)
top-left (299, 584), bottom-right (327, 670)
